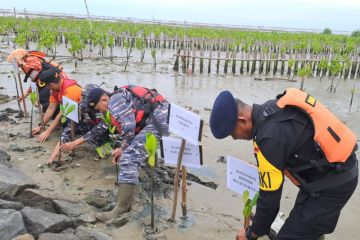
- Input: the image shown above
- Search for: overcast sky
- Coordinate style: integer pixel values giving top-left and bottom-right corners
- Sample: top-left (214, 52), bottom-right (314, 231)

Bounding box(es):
top-left (1, 0), bottom-right (359, 32)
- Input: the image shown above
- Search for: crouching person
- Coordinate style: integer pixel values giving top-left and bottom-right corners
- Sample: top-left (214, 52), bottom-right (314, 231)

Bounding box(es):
top-left (48, 85), bottom-right (111, 164)
top-left (84, 85), bottom-right (169, 222)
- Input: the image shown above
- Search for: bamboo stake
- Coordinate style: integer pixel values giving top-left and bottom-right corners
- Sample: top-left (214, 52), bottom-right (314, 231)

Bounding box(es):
top-left (37, 88), bottom-right (45, 131)
top-left (11, 73), bottom-right (23, 116)
top-left (181, 166), bottom-right (187, 218)
top-left (13, 59), bottom-right (27, 116)
top-left (169, 138), bottom-right (186, 222)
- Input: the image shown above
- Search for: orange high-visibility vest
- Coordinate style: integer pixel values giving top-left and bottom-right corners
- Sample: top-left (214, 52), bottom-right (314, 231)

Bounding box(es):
top-left (277, 88), bottom-right (357, 163)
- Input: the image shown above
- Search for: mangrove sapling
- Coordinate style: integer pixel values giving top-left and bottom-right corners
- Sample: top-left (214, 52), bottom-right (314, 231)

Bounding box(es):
top-left (298, 64), bottom-right (312, 91)
top-left (318, 58), bottom-right (328, 82)
top-left (135, 37), bottom-right (146, 62)
top-left (108, 35), bottom-right (115, 62)
top-left (99, 111), bottom-right (122, 183)
top-left (242, 190), bottom-right (259, 229)
top-left (124, 38), bottom-right (132, 71)
top-left (29, 91), bottom-right (38, 138)
top-left (145, 132), bottom-right (158, 231)
top-left (57, 102), bottom-right (76, 164)
top-left (288, 59), bottom-right (295, 79)
top-left (151, 48), bottom-right (157, 70)
top-left (328, 57), bottom-right (342, 93)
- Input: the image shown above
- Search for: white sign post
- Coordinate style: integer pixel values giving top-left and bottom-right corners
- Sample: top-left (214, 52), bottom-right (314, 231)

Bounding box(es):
top-left (62, 96), bottom-right (79, 123)
top-left (161, 136), bottom-right (203, 168)
top-left (227, 156), bottom-right (259, 199)
top-left (166, 104), bottom-right (203, 221)
top-left (62, 96), bottom-right (79, 143)
top-left (168, 104), bottom-right (203, 145)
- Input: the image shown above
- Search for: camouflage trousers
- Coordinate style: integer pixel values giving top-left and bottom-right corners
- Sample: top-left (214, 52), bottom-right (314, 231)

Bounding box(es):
top-left (117, 102), bottom-right (169, 185)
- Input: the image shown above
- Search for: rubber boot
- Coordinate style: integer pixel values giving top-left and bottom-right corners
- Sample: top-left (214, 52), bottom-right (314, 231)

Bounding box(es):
top-left (96, 183), bottom-right (136, 222)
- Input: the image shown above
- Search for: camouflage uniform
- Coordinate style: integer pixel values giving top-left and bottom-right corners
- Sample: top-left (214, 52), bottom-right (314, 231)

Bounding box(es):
top-left (60, 111), bottom-right (109, 146)
top-left (109, 88), bottom-right (169, 185)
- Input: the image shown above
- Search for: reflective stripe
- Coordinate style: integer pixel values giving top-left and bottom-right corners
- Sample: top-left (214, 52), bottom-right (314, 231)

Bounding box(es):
top-left (253, 141), bottom-right (283, 191)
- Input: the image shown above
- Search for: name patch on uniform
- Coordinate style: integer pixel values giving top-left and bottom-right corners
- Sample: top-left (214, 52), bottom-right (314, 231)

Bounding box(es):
top-left (305, 94), bottom-right (316, 107)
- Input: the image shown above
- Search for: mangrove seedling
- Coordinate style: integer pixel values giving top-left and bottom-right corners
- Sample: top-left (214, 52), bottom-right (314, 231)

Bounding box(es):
top-left (318, 58), bottom-right (328, 82)
top-left (29, 91), bottom-right (38, 138)
top-left (145, 132), bottom-right (158, 230)
top-left (328, 57), bottom-right (342, 93)
top-left (298, 64), bottom-right (312, 91)
top-left (57, 102), bottom-right (76, 163)
top-left (100, 110), bottom-right (116, 134)
top-left (242, 190), bottom-right (259, 229)
top-left (151, 48), bottom-right (157, 70)
top-left (124, 38), bottom-right (133, 71)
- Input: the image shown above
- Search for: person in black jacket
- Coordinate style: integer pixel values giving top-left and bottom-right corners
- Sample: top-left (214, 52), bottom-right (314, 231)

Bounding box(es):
top-left (209, 90), bottom-right (358, 240)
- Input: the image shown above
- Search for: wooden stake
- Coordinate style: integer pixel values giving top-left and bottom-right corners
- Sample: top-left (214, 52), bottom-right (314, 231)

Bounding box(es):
top-left (181, 166), bottom-right (187, 218)
top-left (70, 121), bottom-right (75, 141)
top-left (37, 88), bottom-right (45, 131)
top-left (169, 138), bottom-right (186, 222)
top-left (13, 59), bottom-right (27, 116)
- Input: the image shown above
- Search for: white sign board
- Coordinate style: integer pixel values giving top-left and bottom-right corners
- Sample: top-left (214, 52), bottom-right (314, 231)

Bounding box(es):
top-left (168, 104), bottom-right (203, 145)
top-left (30, 82), bottom-right (37, 93)
top-left (227, 156), bottom-right (259, 199)
top-left (62, 96), bottom-right (79, 123)
top-left (12, 58), bottom-right (20, 75)
top-left (161, 136), bottom-right (203, 168)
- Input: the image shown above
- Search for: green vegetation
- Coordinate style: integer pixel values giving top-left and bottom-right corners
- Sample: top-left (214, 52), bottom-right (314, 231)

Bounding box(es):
top-left (242, 190), bottom-right (259, 228)
top-left (1, 16), bottom-right (359, 59)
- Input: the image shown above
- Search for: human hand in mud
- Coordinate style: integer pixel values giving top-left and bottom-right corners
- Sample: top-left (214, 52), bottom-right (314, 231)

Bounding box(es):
top-left (48, 143), bottom-right (60, 164)
top-left (37, 130), bottom-right (50, 143)
top-left (60, 142), bottom-right (77, 153)
top-left (236, 228), bottom-right (246, 240)
top-left (236, 227), bottom-right (257, 240)
top-left (111, 148), bottom-right (123, 164)
top-left (32, 126), bottom-right (42, 135)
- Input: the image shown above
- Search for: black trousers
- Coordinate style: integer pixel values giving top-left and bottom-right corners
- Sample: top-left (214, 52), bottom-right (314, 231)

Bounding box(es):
top-left (277, 175), bottom-right (358, 240)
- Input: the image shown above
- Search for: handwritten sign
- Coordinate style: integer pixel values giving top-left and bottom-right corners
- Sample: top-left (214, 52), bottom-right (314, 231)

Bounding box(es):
top-left (160, 136), bottom-right (203, 168)
top-left (62, 96), bottom-right (79, 123)
top-left (227, 156), bottom-right (259, 198)
top-left (168, 104), bottom-right (203, 145)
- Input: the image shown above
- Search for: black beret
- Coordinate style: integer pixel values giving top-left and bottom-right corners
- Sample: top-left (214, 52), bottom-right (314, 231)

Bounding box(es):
top-left (38, 69), bottom-right (60, 84)
top-left (209, 91), bottom-right (238, 139)
top-left (87, 87), bottom-right (108, 109)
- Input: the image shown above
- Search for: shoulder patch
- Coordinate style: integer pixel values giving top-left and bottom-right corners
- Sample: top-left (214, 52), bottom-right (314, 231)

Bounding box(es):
top-left (253, 141), bottom-right (283, 191)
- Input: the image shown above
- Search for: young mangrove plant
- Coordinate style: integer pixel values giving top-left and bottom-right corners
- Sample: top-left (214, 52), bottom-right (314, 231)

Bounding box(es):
top-left (242, 190), bottom-right (259, 229)
top-left (124, 38), bottom-right (133, 71)
top-left (328, 57), bottom-right (342, 93)
top-left (298, 64), bottom-right (312, 91)
top-left (145, 132), bottom-right (158, 230)
top-left (29, 91), bottom-right (38, 138)
top-left (57, 102), bottom-right (76, 163)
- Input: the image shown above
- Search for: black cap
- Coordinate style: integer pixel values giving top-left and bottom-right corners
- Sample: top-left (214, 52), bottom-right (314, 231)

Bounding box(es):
top-left (38, 69), bottom-right (60, 84)
top-left (209, 91), bottom-right (238, 139)
top-left (88, 87), bottom-right (108, 109)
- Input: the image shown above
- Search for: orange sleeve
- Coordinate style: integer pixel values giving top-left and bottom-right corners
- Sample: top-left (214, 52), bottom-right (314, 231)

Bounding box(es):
top-left (62, 85), bottom-right (82, 103)
top-left (49, 95), bottom-right (58, 104)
